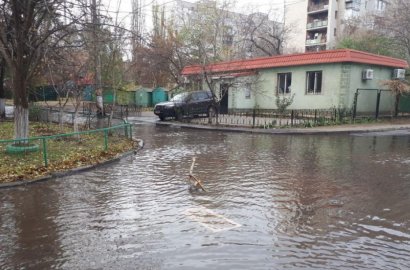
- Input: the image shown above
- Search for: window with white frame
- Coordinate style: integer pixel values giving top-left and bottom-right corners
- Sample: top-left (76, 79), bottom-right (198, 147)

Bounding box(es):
top-left (377, 0), bottom-right (386, 11)
top-left (277, 73), bottom-right (292, 94)
top-left (245, 83), bottom-right (251, 99)
top-left (306, 71), bottom-right (322, 94)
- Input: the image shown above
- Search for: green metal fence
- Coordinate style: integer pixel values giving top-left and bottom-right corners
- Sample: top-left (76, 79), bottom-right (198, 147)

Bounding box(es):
top-left (0, 122), bottom-right (133, 182)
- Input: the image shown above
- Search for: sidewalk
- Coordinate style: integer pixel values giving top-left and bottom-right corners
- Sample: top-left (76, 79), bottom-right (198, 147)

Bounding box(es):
top-left (129, 111), bottom-right (410, 135)
top-left (7, 106), bottom-right (410, 135)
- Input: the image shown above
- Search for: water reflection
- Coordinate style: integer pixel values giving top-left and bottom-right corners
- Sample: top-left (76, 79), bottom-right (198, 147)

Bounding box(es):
top-left (1, 124), bottom-right (410, 269)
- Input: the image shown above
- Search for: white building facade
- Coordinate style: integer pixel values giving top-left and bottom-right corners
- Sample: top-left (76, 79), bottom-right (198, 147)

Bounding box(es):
top-left (284, 0), bottom-right (388, 53)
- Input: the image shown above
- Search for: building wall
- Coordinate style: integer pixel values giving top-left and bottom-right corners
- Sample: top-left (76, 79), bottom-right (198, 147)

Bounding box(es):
top-left (284, 1), bottom-right (308, 54)
top-left (222, 63), bottom-right (396, 112)
top-left (254, 64), bottom-right (344, 110)
top-left (348, 64), bottom-right (395, 113)
top-left (228, 88), bottom-right (257, 110)
top-left (284, 0), bottom-right (387, 53)
top-left (327, 0), bottom-right (339, 49)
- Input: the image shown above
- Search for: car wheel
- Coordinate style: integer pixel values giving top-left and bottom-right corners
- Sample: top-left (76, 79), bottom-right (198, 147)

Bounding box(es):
top-left (207, 106), bottom-right (217, 117)
top-left (175, 110), bottom-right (183, 121)
top-left (159, 116), bottom-right (165, 121)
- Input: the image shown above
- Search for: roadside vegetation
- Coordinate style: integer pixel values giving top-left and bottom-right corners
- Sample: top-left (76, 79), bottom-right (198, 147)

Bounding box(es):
top-left (0, 121), bottom-right (137, 184)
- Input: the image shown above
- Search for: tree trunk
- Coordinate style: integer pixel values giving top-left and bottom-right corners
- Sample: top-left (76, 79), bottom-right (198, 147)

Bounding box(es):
top-left (14, 105), bottom-right (29, 143)
top-left (0, 99), bottom-right (5, 119)
top-left (59, 106), bottom-right (64, 129)
top-left (73, 97), bottom-right (81, 139)
top-left (0, 59), bottom-right (5, 119)
top-left (13, 65), bottom-right (30, 141)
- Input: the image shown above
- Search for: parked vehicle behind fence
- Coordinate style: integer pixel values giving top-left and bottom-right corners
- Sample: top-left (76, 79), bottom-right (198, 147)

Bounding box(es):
top-left (154, 90), bottom-right (217, 121)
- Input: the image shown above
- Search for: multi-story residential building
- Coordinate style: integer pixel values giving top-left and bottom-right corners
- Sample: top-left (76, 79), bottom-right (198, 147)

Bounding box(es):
top-left (284, 0), bottom-right (388, 53)
top-left (164, 0), bottom-right (282, 60)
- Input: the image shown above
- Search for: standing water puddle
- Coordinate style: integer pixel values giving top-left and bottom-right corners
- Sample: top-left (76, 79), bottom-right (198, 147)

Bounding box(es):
top-left (1, 123), bottom-right (410, 269)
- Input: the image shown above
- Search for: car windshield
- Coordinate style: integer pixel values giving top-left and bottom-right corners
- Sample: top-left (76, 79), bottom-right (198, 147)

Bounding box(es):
top-left (170, 92), bottom-right (189, 102)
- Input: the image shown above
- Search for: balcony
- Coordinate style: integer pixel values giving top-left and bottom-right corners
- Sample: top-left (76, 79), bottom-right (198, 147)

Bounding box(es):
top-left (306, 39), bottom-right (326, 46)
top-left (305, 45), bottom-right (326, 52)
top-left (306, 20), bottom-right (328, 30)
top-left (306, 32), bottom-right (327, 46)
top-left (307, 3), bottom-right (329, 13)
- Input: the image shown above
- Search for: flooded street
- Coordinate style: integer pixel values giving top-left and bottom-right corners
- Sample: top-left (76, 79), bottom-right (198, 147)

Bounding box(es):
top-left (1, 123), bottom-right (410, 269)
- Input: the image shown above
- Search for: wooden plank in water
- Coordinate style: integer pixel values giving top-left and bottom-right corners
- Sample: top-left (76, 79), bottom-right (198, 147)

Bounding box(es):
top-left (184, 207), bottom-right (241, 232)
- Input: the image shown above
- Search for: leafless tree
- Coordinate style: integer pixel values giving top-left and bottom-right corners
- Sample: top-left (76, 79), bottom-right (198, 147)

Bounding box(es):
top-left (235, 12), bottom-right (287, 58)
top-left (381, 79), bottom-right (410, 117)
top-left (0, 56), bottom-right (5, 119)
top-left (40, 47), bottom-right (91, 131)
top-left (0, 0), bottom-right (86, 142)
top-left (376, 0), bottom-right (410, 61)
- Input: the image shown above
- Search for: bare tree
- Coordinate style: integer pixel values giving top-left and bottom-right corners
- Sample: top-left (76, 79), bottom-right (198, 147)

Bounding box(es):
top-left (377, 0), bottom-right (410, 61)
top-left (0, 0), bottom-right (85, 142)
top-left (381, 79), bottom-right (410, 117)
top-left (0, 56), bottom-right (5, 119)
top-left (338, 1), bottom-right (410, 59)
top-left (235, 12), bottom-right (287, 58)
top-left (40, 48), bottom-right (91, 130)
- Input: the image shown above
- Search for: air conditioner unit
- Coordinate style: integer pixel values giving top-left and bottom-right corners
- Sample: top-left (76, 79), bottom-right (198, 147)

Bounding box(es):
top-left (393, 69), bottom-right (406, 79)
top-left (362, 69), bottom-right (374, 80)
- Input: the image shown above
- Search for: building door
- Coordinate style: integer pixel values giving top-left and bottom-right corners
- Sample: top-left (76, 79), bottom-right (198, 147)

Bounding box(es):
top-left (219, 83), bottom-right (229, 114)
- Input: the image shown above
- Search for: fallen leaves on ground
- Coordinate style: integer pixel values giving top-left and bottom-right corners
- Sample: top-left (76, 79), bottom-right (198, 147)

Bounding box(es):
top-left (0, 122), bottom-right (137, 184)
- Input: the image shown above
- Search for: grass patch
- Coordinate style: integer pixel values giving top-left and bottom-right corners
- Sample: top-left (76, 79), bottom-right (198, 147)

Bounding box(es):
top-left (0, 122), bottom-right (137, 184)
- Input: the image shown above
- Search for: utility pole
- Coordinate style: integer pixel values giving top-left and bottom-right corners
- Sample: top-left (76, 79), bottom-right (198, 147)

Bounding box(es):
top-left (131, 0), bottom-right (145, 59)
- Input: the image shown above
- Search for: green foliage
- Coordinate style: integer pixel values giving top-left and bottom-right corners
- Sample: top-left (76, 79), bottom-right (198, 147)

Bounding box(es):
top-left (275, 94), bottom-right (295, 114)
top-left (338, 35), bottom-right (404, 58)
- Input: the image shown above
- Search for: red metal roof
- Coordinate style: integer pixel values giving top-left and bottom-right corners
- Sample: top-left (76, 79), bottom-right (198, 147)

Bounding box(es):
top-left (181, 49), bottom-right (409, 76)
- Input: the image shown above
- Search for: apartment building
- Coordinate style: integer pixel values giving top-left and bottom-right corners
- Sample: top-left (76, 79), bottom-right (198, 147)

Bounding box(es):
top-left (284, 0), bottom-right (388, 53)
top-left (165, 0), bottom-right (282, 60)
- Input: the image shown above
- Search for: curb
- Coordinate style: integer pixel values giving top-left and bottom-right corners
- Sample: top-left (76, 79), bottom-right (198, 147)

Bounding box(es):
top-left (0, 140), bottom-right (144, 189)
top-left (154, 120), bottom-right (410, 135)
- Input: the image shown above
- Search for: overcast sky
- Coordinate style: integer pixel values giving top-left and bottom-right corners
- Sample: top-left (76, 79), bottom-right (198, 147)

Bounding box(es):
top-left (101, 0), bottom-right (288, 31)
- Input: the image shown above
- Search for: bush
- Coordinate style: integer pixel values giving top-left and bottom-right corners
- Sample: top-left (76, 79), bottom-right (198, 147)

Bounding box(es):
top-left (29, 103), bottom-right (43, 121)
top-left (275, 94), bottom-right (295, 114)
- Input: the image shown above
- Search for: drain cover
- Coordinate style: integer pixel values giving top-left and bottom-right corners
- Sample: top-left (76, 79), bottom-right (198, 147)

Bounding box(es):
top-left (184, 207), bottom-right (241, 232)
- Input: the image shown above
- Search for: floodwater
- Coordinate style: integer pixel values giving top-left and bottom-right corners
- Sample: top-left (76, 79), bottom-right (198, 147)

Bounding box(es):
top-left (1, 123), bottom-right (410, 269)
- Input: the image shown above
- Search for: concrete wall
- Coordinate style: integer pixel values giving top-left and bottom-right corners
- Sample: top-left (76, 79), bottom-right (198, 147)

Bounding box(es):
top-left (229, 80), bottom-right (258, 110)
top-left (252, 63), bottom-right (344, 110)
top-left (347, 64), bottom-right (395, 113)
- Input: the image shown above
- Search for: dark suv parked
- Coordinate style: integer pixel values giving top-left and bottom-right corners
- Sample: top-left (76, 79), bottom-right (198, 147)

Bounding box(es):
top-left (154, 90), bottom-right (217, 121)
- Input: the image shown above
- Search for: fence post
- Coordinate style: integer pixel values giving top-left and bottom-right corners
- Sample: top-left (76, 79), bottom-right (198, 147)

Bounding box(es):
top-left (104, 129), bottom-right (108, 151)
top-left (129, 124), bottom-right (133, 140)
top-left (291, 110), bottom-right (294, 126)
top-left (42, 138), bottom-right (48, 167)
top-left (352, 90), bottom-right (359, 120)
top-left (252, 108), bottom-right (256, 128)
top-left (375, 90), bottom-right (381, 119)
